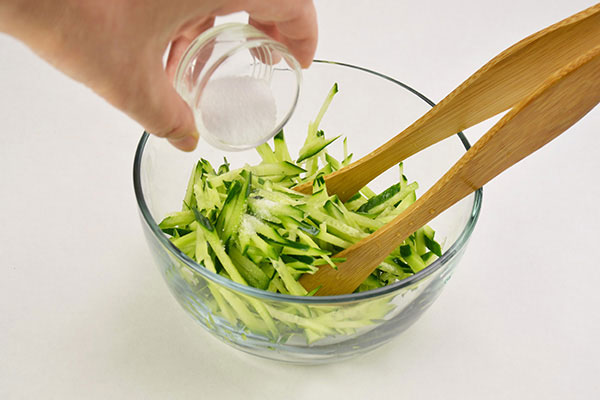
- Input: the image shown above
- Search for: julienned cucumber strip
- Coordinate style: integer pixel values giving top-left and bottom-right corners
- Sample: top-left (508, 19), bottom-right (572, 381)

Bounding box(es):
top-left (159, 82), bottom-right (443, 344)
top-left (296, 134), bottom-right (341, 163)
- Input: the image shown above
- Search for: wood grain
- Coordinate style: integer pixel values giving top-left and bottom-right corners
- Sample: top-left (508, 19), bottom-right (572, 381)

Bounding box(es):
top-left (299, 45), bottom-right (600, 296)
top-left (294, 3), bottom-right (600, 202)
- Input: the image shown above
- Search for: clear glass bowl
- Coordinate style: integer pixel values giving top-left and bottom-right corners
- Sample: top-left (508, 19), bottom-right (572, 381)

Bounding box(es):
top-left (133, 60), bottom-right (483, 364)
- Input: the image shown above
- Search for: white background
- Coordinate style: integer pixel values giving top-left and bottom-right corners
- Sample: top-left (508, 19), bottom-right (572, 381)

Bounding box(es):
top-left (1, 0), bottom-right (599, 398)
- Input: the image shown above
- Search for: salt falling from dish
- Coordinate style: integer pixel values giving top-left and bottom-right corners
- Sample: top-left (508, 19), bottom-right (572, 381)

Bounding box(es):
top-left (198, 75), bottom-right (277, 148)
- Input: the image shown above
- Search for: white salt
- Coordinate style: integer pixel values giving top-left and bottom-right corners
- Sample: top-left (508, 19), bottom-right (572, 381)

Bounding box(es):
top-left (240, 215), bottom-right (257, 236)
top-left (198, 75), bottom-right (277, 147)
top-left (251, 197), bottom-right (277, 221)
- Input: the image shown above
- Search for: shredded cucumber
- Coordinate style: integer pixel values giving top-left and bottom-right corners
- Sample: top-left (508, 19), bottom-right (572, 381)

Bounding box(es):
top-left (159, 83), bottom-right (443, 344)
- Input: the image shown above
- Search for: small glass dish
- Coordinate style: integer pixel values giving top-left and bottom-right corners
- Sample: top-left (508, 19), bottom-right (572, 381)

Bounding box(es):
top-left (174, 23), bottom-right (302, 151)
top-left (134, 60), bottom-right (483, 364)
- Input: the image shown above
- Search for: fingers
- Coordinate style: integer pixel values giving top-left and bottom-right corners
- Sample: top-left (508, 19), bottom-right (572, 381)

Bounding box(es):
top-left (137, 17), bottom-right (216, 151)
top-left (124, 63), bottom-right (199, 152)
top-left (246, 19), bottom-right (282, 65)
top-left (247, 19), bottom-right (281, 42)
top-left (166, 17), bottom-right (215, 81)
top-left (166, 37), bottom-right (195, 82)
top-left (271, 2), bottom-right (318, 69)
top-left (151, 73), bottom-right (199, 151)
top-left (245, 0), bottom-right (318, 68)
top-left (123, 1), bottom-right (317, 153)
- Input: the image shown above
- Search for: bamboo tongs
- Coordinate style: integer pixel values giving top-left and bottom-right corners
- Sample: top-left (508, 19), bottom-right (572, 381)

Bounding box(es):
top-left (298, 4), bottom-right (600, 295)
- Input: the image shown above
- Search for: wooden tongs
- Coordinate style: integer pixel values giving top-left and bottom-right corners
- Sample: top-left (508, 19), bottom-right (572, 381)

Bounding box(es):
top-left (298, 4), bottom-right (600, 295)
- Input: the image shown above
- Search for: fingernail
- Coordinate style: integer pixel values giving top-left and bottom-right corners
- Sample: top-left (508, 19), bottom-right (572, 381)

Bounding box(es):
top-left (169, 131), bottom-right (199, 152)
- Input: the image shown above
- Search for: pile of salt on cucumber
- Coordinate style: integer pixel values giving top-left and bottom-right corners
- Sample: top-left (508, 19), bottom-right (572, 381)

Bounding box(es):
top-left (159, 83), bottom-right (442, 296)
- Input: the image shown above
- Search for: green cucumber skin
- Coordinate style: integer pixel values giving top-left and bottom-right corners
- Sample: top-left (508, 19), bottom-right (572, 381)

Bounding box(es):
top-left (296, 135), bottom-right (341, 164)
top-left (250, 162), bottom-right (306, 177)
top-left (162, 152), bottom-right (442, 294)
top-left (160, 83), bottom-right (443, 293)
top-left (157, 81), bottom-right (446, 345)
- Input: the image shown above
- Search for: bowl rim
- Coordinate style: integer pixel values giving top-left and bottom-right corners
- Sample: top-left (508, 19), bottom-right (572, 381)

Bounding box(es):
top-left (133, 59), bottom-right (483, 304)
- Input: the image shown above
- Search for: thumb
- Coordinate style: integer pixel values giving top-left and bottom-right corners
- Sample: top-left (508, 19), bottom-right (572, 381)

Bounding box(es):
top-left (128, 64), bottom-right (199, 152)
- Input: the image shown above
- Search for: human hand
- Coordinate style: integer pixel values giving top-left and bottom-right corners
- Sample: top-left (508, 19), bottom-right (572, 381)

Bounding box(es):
top-left (0, 0), bottom-right (318, 151)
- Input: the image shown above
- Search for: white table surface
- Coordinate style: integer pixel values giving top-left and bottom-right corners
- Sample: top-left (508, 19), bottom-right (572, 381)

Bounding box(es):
top-left (2, 1), bottom-right (599, 398)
